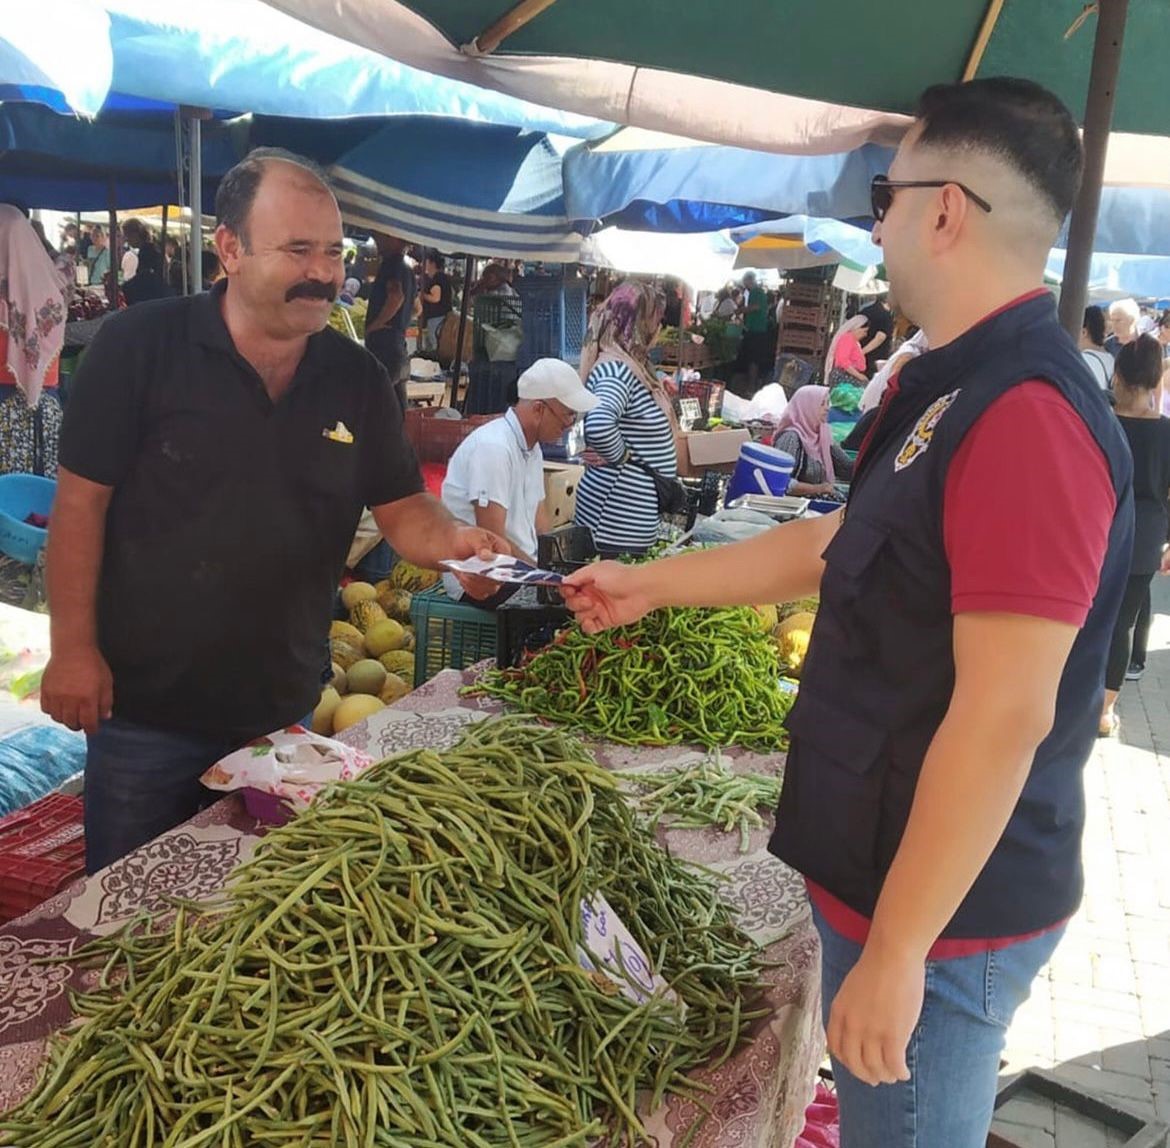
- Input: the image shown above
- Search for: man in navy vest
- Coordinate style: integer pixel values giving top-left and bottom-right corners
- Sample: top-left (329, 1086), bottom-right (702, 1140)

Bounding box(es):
top-left (563, 78), bottom-right (1133, 1148)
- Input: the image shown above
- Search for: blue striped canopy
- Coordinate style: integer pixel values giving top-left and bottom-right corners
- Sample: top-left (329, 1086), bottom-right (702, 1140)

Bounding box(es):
top-left (329, 117), bottom-right (587, 260)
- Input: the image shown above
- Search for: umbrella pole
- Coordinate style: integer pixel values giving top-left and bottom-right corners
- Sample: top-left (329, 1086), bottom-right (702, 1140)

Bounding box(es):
top-left (1057, 0), bottom-right (1130, 337)
top-left (452, 254), bottom-right (474, 410)
top-left (106, 180), bottom-right (119, 311)
top-left (188, 112), bottom-right (204, 294)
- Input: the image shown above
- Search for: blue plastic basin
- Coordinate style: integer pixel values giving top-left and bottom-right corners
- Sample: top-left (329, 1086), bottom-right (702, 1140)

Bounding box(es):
top-left (0, 474), bottom-right (56, 565)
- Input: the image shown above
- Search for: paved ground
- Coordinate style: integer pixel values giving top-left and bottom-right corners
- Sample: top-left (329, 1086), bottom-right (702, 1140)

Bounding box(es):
top-left (990, 577), bottom-right (1170, 1147)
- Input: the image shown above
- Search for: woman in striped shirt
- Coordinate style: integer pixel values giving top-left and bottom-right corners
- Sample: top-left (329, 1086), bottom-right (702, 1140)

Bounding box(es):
top-left (574, 282), bottom-right (678, 557)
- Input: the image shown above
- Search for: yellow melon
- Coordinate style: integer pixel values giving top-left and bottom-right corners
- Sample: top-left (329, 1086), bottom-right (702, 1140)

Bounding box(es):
top-left (340, 582), bottom-right (378, 610)
top-left (349, 600), bottom-right (387, 633)
top-left (311, 688), bottom-right (341, 735)
top-left (379, 672), bottom-right (410, 705)
top-left (347, 659), bottom-right (388, 696)
top-left (332, 693), bottom-right (384, 733)
top-left (330, 620), bottom-right (365, 645)
top-left (364, 618), bottom-right (406, 658)
top-left (329, 638), bottom-right (364, 671)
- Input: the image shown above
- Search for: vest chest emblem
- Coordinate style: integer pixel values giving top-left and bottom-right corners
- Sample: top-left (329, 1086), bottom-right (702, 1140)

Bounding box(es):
top-left (895, 389), bottom-right (961, 472)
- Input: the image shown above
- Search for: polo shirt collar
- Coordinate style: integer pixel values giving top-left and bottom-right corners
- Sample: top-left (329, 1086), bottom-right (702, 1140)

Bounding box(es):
top-left (504, 407), bottom-right (535, 456)
top-left (190, 279), bottom-right (334, 377)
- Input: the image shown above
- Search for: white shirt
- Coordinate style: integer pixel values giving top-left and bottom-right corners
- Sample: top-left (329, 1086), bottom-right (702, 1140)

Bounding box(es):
top-left (440, 409), bottom-right (544, 598)
top-left (860, 329), bottom-right (929, 412)
top-left (121, 247), bottom-right (139, 280)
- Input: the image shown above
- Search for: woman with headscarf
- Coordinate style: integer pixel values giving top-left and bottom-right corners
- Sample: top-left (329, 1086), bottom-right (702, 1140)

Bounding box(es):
top-left (0, 204), bottom-right (70, 476)
top-left (573, 281), bottom-right (678, 557)
top-left (824, 314), bottom-right (870, 387)
top-left (770, 384), bottom-right (855, 498)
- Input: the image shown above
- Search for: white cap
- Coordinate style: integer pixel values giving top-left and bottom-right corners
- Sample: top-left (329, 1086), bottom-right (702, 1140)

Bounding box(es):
top-left (517, 358), bottom-right (599, 413)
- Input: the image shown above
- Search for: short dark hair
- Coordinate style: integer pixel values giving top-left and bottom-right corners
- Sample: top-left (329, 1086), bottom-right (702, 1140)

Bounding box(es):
top-left (915, 78), bottom-right (1083, 224)
top-left (1160, 309), bottom-right (1170, 331)
top-left (214, 147), bottom-right (330, 249)
top-left (1083, 305), bottom-right (1107, 346)
top-left (122, 218), bottom-right (150, 247)
top-left (1115, 334), bottom-right (1164, 391)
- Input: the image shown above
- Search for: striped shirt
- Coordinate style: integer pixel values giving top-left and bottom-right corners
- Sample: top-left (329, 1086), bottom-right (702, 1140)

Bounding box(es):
top-left (574, 359), bottom-right (677, 552)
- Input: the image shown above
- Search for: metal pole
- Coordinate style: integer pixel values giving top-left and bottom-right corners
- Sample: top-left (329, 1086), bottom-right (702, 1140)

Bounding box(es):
top-left (106, 180), bottom-right (119, 310)
top-left (451, 254), bottom-right (474, 410)
top-left (188, 115), bottom-right (203, 294)
top-left (1058, 0), bottom-right (1130, 337)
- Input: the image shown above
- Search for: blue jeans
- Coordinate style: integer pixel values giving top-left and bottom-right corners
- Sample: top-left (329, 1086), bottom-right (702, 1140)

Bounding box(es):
top-left (84, 718), bottom-right (241, 874)
top-left (813, 905), bottom-right (1064, 1148)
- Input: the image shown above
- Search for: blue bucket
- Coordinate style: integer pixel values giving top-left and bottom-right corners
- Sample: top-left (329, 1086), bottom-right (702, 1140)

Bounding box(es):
top-left (0, 474), bottom-right (56, 565)
top-left (725, 442), bottom-right (795, 505)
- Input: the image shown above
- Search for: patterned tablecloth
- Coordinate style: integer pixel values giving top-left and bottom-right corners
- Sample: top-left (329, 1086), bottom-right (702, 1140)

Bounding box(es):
top-left (0, 667), bottom-right (824, 1148)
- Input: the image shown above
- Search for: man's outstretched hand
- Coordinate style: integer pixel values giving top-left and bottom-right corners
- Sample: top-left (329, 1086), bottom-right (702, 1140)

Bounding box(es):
top-left (560, 562), bottom-right (656, 633)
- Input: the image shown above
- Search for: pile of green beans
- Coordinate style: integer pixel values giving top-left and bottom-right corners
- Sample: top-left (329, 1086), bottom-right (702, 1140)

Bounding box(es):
top-left (0, 717), bottom-right (767, 1148)
top-left (470, 607), bottom-right (793, 750)
top-left (619, 756), bottom-right (783, 853)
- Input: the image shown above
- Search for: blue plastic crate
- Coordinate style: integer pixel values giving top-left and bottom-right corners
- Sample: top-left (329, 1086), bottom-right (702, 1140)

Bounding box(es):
top-left (465, 360), bottom-right (519, 415)
top-left (513, 277), bottom-right (589, 371)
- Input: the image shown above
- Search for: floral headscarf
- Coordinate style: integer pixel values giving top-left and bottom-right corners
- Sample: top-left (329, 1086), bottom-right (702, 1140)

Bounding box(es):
top-left (0, 205), bottom-right (69, 406)
top-left (579, 280), bottom-right (666, 396)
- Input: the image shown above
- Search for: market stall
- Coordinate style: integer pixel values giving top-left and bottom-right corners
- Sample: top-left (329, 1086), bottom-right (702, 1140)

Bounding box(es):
top-left (0, 671), bottom-right (822, 1147)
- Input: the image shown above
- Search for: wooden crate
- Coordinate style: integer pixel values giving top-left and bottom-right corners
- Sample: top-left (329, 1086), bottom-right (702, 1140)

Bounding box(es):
top-left (777, 326), bottom-right (827, 355)
top-left (782, 303), bottom-right (830, 329)
top-left (784, 281), bottom-right (831, 305)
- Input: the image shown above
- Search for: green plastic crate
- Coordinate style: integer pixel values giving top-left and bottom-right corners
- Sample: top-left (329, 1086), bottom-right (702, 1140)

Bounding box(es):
top-left (409, 584), bottom-right (498, 688)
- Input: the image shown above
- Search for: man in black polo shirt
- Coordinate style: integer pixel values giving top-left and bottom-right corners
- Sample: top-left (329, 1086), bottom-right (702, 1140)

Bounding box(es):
top-left (41, 148), bottom-right (505, 873)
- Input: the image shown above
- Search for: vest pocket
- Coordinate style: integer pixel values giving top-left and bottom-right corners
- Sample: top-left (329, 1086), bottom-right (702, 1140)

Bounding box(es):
top-left (783, 693), bottom-right (888, 896)
top-left (821, 514), bottom-right (888, 581)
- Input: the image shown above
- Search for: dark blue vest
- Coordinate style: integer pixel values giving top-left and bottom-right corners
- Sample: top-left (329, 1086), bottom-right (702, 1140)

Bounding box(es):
top-left (770, 293), bottom-right (1134, 938)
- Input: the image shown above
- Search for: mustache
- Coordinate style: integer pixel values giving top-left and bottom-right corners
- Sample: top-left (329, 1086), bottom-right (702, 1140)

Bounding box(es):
top-left (286, 280), bottom-right (338, 302)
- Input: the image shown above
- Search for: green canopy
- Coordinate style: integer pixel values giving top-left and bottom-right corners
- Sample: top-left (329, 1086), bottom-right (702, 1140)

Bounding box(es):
top-left (390, 0), bottom-right (1165, 136)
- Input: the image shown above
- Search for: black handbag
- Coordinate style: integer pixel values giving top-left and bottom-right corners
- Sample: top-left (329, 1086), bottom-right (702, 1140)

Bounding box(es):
top-left (627, 454), bottom-right (692, 517)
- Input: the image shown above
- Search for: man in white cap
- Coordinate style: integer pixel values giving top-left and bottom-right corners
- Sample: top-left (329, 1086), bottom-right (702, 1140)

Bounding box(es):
top-left (441, 358), bottom-right (598, 602)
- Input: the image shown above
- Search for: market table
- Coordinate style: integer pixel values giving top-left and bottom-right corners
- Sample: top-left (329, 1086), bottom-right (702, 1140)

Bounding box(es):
top-left (0, 667), bottom-right (823, 1148)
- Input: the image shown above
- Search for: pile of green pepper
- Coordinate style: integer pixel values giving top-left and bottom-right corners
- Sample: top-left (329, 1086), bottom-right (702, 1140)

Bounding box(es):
top-left (471, 607), bottom-right (793, 751)
top-left (0, 717), bottom-right (767, 1148)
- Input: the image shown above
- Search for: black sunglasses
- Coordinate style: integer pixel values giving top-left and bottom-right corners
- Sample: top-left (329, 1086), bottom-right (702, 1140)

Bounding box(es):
top-left (870, 174), bottom-right (993, 222)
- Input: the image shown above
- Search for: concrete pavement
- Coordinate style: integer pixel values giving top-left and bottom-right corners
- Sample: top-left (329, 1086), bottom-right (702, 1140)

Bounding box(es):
top-left (991, 575), bottom-right (1170, 1147)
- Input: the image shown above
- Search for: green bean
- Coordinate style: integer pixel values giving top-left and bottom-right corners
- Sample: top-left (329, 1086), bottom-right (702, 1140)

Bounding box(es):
top-left (0, 717), bottom-right (767, 1148)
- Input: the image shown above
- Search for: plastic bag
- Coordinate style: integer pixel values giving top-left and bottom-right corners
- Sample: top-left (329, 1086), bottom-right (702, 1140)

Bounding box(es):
top-left (200, 726), bottom-right (372, 812)
top-left (482, 323), bottom-right (522, 362)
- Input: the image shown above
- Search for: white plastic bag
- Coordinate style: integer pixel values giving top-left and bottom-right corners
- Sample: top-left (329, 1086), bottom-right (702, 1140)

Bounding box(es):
top-left (201, 727), bottom-right (372, 811)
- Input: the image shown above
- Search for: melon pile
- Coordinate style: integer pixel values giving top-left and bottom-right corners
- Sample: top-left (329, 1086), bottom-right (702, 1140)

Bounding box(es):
top-left (313, 562), bottom-right (439, 735)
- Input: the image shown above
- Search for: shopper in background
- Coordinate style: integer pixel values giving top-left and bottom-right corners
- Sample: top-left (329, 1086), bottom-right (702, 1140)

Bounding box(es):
top-left (738, 271), bottom-right (772, 387)
top-left (1080, 305), bottom-right (1115, 390)
top-left (418, 250), bottom-right (452, 353)
top-left (86, 225), bottom-right (111, 287)
top-left (770, 384), bottom-right (854, 497)
top-left (824, 314), bottom-right (870, 387)
top-left (0, 205), bottom-right (69, 477)
top-left (120, 219), bottom-right (171, 306)
top-left (1105, 298), bottom-right (1140, 357)
top-left (364, 231), bottom-right (414, 410)
top-left (1100, 335), bottom-right (1170, 735)
top-left (858, 295), bottom-right (894, 375)
top-left (574, 281), bottom-right (676, 558)
top-left (441, 358), bottom-right (598, 604)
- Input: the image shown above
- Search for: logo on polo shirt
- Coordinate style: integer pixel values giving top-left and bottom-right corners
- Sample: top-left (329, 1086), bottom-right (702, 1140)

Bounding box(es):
top-left (323, 421), bottom-right (354, 444)
top-left (895, 389), bottom-right (960, 472)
